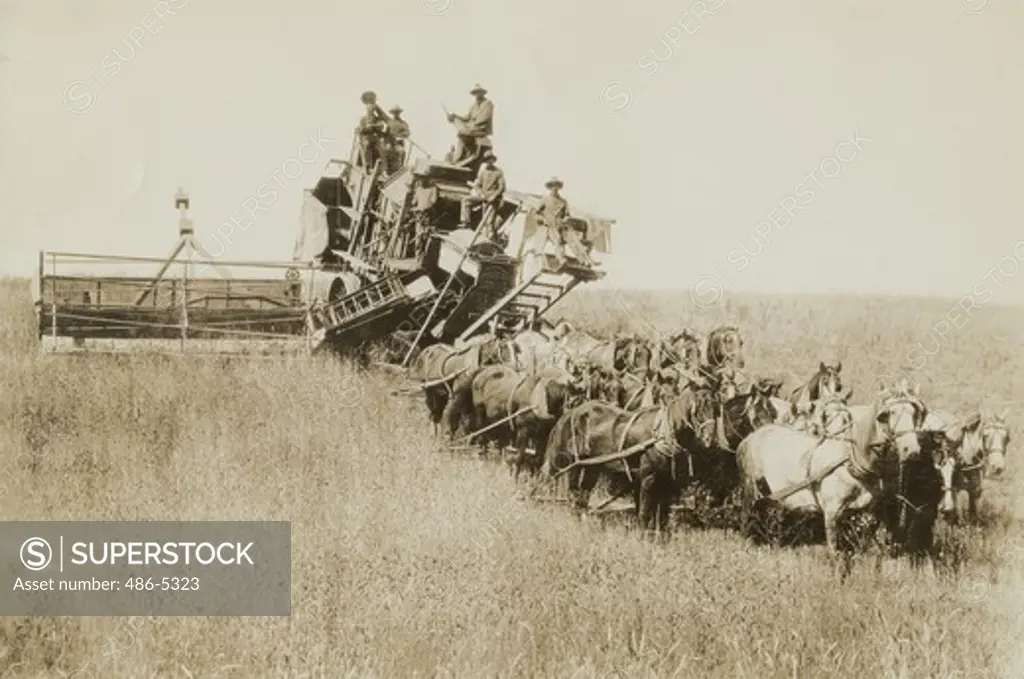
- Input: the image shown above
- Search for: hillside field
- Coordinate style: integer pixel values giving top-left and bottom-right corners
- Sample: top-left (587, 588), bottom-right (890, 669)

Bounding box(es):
top-left (0, 277), bottom-right (1021, 678)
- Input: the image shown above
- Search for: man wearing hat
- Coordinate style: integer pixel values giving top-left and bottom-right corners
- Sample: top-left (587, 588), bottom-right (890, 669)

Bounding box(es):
top-left (459, 150), bottom-right (505, 241)
top-left (535, 177), bottom-right (594, 268)
top-left (447, 84), bottom-right (494, 166)
top-left (357, 90), bottom-right (389, 170)
top-left (383, 105), bottom-right (411, 174)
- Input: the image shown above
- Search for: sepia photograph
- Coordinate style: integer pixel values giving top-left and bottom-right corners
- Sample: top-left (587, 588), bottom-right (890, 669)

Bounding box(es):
top-left (0, 0), bottom-right (1021, 676)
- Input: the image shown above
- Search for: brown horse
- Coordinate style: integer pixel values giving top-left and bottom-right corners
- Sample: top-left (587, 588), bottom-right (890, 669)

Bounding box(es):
top-left (559, 332), bottom-right (653, 377)
top-left (656, 329), bottom-right (704, 371)
top-left (504, 366), bottom-right (587, 481)
top-left (408, 343), bottom-right (463, 436)
top-left (417, 336), bottom-right (517, 439)
top-left (719, 379), bottom-right (783, 451)
top-left (544, 385), bottom-right (720, 536)
top-left (787, 360), bottom-right (844, 411)
top-left (705, 325), bottom-right (745, 370)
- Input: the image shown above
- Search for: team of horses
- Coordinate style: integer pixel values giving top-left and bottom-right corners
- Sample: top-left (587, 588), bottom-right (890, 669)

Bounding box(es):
top-left (405, 321), bottom-right (1011, 575)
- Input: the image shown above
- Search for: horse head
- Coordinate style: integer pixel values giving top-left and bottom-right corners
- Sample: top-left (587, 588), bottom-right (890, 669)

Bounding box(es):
top-left (814, 396), bottom-right (854, 439)
top-left (661, 330), bottom-right (703, 370)
top-left (956, 409), bottom-right (1010, 478)
top-left (613, 335), bottom-right (653, 378)
top-left (874, 388), bottom-right (928, 462)
top-left (812, 360), bottom-right (843, 401)
top-left (722, 378), bottom-right (780, 448)
top-left (665, 385), bottom-right (721, 451)
top-left (707, 325), bottom-right (745, 370)
top-left (983, 410), bottom-right (1011, 476)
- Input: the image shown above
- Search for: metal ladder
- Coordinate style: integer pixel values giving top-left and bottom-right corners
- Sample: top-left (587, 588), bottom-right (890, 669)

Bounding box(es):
top-left (455, 269), bottom-right (581, 341)
top-left (309, 275), bottom-right (407, 332)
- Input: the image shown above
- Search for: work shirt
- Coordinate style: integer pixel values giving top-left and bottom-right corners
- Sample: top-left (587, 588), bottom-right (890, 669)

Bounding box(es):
top-left (388, 118), bottom-right (410, 140)
top-left (358, 111), bottom-right (387, 138)
top-left (462, 99), bottom-right (494, 136)
top-left (536, 193), bottom-right (569, 228)
top-left (473, 165), bottom-right (506, 203)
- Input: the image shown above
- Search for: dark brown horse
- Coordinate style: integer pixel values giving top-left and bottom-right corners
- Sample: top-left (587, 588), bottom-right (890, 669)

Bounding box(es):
top-left (544, 385), bottom-right (720, 536)
top-left (705, 325), bottom-right (745, 371)
top-left (655, 329), bottom-right (704, 371)
top-left (411, 334), bottom-right (516, 438)
top-left (504, 366), bottom-right (587, 481)
top-left (787, 360), bottom-right (844, 411)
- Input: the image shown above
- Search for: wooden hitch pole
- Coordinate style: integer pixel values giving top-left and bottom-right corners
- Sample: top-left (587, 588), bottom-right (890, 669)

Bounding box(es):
top-left (461, 406), bottom-right (535, 443)
top-left (400, 206), bottom-right (494, 367)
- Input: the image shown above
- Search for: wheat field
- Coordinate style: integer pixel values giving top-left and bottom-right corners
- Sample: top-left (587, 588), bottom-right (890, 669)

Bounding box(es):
top-left (0, 277), bottom-right (1021, 679)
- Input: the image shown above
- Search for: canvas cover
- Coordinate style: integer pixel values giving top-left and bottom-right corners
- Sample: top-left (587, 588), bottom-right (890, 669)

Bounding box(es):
top-left (505, 190), bottom-right (614, 254)
top-left (293, 190), bottom-right (329, 261)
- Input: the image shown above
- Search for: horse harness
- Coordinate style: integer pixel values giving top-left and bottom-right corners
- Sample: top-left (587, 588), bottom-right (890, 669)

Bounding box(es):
top-left (958, 419), bottom-right (1009, 473)
top-left (555, 401), bottom-right (697, 480)
top-left (506, 374), bottom-right (534, 433)
top-left (765, 398), bottom-right (920, 504)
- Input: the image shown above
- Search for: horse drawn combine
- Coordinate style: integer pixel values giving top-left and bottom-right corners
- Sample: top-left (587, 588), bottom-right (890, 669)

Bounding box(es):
top-left (33, 103), bottom-right (614, 363)
top-left (31, 90), bottom-right (1010, 576)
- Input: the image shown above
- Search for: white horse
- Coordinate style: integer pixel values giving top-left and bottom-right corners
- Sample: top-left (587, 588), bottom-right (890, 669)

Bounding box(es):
top-left (736, 391), bottom-right (926, 554)
top-left (924, 408), bottom-right (1011, 522)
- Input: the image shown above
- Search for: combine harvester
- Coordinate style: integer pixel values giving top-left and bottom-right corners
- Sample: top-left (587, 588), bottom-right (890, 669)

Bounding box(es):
top-left (34, 99), bottom-right (615, 362)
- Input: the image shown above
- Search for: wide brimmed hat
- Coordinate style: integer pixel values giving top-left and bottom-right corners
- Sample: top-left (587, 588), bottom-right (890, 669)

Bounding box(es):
top-left (482, 150), bottom-right (497, 161)
top-left (389, 105), bottom-right (403, 114)
top-left (470, 83), bottom-right (487, 95)
top-left (544, 177), bottom-right (564, 189)
top-left (360, 90), bottom-right (377, 105)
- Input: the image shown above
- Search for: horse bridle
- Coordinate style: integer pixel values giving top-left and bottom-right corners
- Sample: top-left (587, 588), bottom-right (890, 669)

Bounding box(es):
top-left (815, 399), bottom-right (854, 441)
top-left (813, 369), bottom-right (842, 401)
top-left (960, 420), bottom-right (1010, 472)
top-left (722, 389), bottom-right (774, 446)
top-left (874, 395), bottom-right (926, 448)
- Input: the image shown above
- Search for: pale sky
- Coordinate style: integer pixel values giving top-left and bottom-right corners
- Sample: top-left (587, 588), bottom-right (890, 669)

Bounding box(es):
top-left (2, 0), bottom-right (1023, 303)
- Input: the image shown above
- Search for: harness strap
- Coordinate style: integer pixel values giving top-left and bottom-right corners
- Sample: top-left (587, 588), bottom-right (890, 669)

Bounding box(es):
top-left (769, 449), bottom-right (849, 503)
top-left (507, 374), bottom-right (532, 432)
top-left (617, 409), bottom-right (647, 482)
top-left (623, 381), bottom-right (645, 410)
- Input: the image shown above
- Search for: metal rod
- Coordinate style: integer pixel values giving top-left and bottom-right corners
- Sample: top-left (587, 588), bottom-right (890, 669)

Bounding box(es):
top-left (181, 237), bottom-right (190, 351)
top-left (42, 251), bottom-right (312, 270)
top-left (50, 252), bottom-right (57, 351)
top-left (401, 207), bottom-right (492, 367)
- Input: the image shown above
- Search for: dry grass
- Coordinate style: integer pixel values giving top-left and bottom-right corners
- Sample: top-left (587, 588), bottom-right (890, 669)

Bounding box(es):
top-left (0, 277), bottom-right (1021, 678)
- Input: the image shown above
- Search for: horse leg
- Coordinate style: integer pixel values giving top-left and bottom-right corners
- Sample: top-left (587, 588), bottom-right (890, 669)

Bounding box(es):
top-left (473, 405), bottom-right (489, 454)
top-left (638, 468), bottom-right (658, 538)
top-left (968, 490), bottom-right (978, 524)
top-left (967, 478), bottom-right (981, 523)
top-left (571, 469), bottom-right (597, 520)
top-left (657, 482), bottom-right (673, 542)
top-left (513, 429), bottom-right (528, 482)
